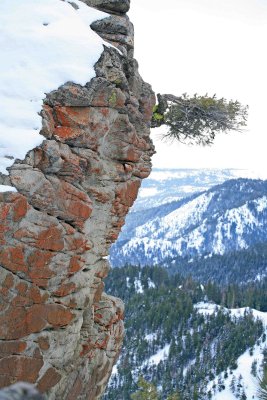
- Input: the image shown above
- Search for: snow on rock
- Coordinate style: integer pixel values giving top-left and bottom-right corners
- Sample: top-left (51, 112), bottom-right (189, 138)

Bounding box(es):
top-left (0, 185), bottom-right (17, 193)
top-left (0, 0), bottom-right (107, 176)
top-left (0, 0), bottom-right (156, 397)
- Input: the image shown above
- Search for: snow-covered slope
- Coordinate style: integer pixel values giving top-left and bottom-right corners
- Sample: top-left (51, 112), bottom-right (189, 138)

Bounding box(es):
top-left (134, 168), bottom-right (267, 211)
top-left (110, 178), bottom-right (267, 267)
top-left (195, 302), bottom-right (267, 400)
top-left (0, 0), bottom-right (107, 190)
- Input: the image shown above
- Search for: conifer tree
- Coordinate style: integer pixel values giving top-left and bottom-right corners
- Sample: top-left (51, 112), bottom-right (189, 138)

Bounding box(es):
top-left (257, 363), bottom-right (267, 400)
top-left (166, 393), bottom-right (181, 400)
top-left (151, 93), bottom-right (248, 146)
top-left (130, 377), bottom-right (159, 400)
top-left (230, 375), bottom-right (236, 393)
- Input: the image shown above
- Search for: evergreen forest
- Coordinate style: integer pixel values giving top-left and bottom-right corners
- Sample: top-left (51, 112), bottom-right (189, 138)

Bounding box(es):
top-left (103, 266), bottom-right (267, 400)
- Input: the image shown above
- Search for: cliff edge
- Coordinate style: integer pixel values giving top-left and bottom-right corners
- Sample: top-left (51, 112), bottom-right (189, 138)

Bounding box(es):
top-left (0, 0), bottom-right (155, 398)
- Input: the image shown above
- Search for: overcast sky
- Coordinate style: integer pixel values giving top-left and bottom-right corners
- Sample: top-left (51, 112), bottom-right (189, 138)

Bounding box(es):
top-left (129, 0), bottom-right (267, 176)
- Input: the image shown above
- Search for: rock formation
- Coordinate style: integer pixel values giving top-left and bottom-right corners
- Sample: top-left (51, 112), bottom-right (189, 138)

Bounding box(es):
top-left (0, 0), bottom-right (155, 398)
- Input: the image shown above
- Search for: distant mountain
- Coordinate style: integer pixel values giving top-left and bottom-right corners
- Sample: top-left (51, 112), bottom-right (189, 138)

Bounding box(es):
top-left (133, 168), bottom-right (263, 211)
top-left (110, 179), bottom-right (267, 280)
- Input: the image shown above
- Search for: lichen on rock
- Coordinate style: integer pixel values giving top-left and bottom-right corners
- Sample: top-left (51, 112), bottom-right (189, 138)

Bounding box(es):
top-left (0, 0), bottom-right (155, 399)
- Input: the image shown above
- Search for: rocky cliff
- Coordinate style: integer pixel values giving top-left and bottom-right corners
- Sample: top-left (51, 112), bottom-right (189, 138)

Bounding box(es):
top-left (0, 0), bottom-right (155, 398)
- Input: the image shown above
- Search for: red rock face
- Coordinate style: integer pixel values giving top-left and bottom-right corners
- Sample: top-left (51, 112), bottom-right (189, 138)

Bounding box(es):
top-left (0, 1), bottom-right (155, 399)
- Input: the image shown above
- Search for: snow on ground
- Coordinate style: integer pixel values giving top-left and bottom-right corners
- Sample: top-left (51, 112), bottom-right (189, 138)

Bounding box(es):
top-left (210, 339), bottom-right (266, 400)
top-left (134, 277), bottom-right (143, 294)
top-left (195, 302), bottom-right (267, 399)
top-left (148, 278), bottom-right (156, 289)
top-left (195, 302), bottom-right (267, 326)
top-left (134, 192), bottom-right (213, 242)
top-left (0, 0), bottom-right (108, 190)
top-left (155, 192), bottom-right (213, 239)
top-left (145, 333), bottom-right (157, 343)
top-left (256, 196), bottom-right (267, 213)
top-left (230, 307), bottom-right (267, 325)
top-left (146, 344), bottom-right (170, 366)
top-left (213, 196), bottom-right (267, 255)
top-left (195, 302), bottom-right (225, 315)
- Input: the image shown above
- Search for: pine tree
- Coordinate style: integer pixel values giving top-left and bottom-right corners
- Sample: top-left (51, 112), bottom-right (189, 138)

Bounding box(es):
top-left (151, 93), bottom-right (248, 146)
top-left (257, 363), bottom-right (267, 400)
top-left (130, 377), bottom-right (159, 400)
top-left (167, 393), bottom-right (181, 400)
top-left (193, 385), bottom-right (198, 400)
top-left (251, 360), bottom-right (258, 377)
top-left (230, 375), bottom-right (236, 393)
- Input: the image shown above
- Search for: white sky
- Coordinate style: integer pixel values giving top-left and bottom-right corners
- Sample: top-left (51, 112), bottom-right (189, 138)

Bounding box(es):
top-left (129, 0), bottom-right (267, 176)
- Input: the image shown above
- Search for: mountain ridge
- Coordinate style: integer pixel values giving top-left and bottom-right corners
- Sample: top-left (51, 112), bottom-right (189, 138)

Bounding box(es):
top-left (110, 178), bottom-right (267, 275)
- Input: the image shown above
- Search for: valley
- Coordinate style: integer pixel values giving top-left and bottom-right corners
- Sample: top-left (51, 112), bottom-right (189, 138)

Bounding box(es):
top-left (106, 169), bottom-right (267, 399)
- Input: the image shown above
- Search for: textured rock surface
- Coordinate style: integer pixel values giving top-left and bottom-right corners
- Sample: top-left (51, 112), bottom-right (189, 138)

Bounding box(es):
top-left (80, 0), bottom-right (130, 15)
top-left (0, 1), bottom-right (155, 399)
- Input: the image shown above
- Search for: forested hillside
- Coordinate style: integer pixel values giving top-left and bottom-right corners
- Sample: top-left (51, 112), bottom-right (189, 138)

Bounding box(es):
top-left (110, 179), bottom-right (267, 277)
top-left (167, 241), bottom-right (267, 285)
top-left (104, 266), bottom-right (267, 400)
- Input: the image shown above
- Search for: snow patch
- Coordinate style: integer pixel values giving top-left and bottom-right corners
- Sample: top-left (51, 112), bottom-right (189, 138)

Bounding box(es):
top-left (145, 333), bottom-right (157, 342)
top-left (255, 196), bottom-right (267, 213)
top-left (111, 363), bottom-right (118, 377)
top-left (194, 302), bottom-right (221, 316)
top-left (147, 344), bottom-right (170, 366)
top-left (0, 185), bottom-right (17, 193)
top-left (134, 277), bottom-right (143, 294)
top-left (148, 278), bottom-right (156, 289)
